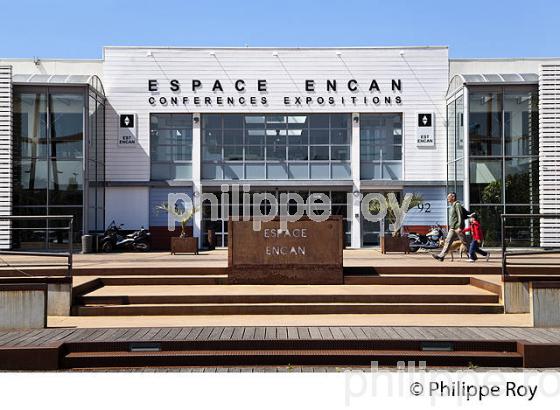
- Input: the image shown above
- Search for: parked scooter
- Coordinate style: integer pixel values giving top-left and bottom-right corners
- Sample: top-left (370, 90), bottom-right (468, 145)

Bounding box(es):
top-left (407, 224), bottom-right (445, 252)
top-left (100, 221), bottom-right (151, 252)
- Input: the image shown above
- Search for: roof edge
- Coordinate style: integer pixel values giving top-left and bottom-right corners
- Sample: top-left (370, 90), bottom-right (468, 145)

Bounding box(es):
top-left (103, 45), bottom-right (449, 51)
top-left (0, 58), bottom-right (102, 63)
top-left (451, 57), bottom-right (560, 62)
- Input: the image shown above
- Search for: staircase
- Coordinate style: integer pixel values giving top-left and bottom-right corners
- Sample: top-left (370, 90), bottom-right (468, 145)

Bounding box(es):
top-left (72, 273), bottom-right (503, 316)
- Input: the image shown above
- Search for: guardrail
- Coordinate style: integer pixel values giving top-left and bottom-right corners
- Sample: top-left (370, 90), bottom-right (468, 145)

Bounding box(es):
top-left (0, 215), bottom-right (74, 277)
top-left (501, 213), bottom-right (560, 279)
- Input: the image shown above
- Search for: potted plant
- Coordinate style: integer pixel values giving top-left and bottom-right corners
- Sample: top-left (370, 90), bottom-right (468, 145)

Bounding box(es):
top-left (368, 192), bottom-right (423, 254)
top-left (155, 201), bottom-right (199, 254)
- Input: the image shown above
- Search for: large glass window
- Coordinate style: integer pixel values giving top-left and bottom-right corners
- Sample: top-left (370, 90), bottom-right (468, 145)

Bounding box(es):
top-left (504, 88), bottom-right (538, 157)
top-left (87, 92), bottom-right (106, 233)
top-left (360, 114), bottom-right (402, 180)
top-left (446, 95), bottom-right (465, 202)
top-left (150, 114), bottom-right (193, 180)
top-left (12, 86), bottom-right (95, 247)
top-left (202, 114), bottom-right (351, 180)
top-left (469, 159), bottom-right (503, 204)
top-left (469, 89), bottom-right (502, 156)
top-left (447, 85), bottom-right (539, 246)
top-left (466, 86), bottom-right (539, 246)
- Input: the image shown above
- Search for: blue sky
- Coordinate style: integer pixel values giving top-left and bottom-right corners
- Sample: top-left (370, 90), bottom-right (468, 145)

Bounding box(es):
top-left (1, 0), bottom-right (559, 59)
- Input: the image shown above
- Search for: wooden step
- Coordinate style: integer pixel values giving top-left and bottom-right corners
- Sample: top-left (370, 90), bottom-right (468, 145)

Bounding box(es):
top-left (75, 302), bottom-right (504, 316)
top-left (78, 292), bottom-right (499, 305)
top-left (100, 275), bottom-right (229, 286)
top-left (72, 267), bottom-right (229, 276)
top-left (345, 275), bottom-right (472, 285)
top-left (60, 338), bottom-right (522, 368)
top-left (63, 349), bottom-right (522, 368)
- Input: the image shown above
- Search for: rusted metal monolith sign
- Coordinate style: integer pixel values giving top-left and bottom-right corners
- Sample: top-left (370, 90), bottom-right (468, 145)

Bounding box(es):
top-left (228, 216), bottom-right (343, 284)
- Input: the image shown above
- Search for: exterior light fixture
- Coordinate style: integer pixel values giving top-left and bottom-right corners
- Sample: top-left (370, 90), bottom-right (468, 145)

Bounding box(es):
top-left (272, 51), bottom-right (278, 57)
top-left (209, 51), bottom-right (216, 56)
top-left (399, 50), bottom-right (405, 56)
top-left (193, 116), bottom-right (200, 124)
top-left (335, 51), bottom-right (342, 57)
top-left (146, 51), bottom-right (153, 57)
top-left (353, 115), bottom-right (359, 123)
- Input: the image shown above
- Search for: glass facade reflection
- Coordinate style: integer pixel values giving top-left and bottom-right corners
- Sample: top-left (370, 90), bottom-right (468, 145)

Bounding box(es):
top-left (202, 114), bottom-right (352, 180)
top-left (446, 95), bottom-right (464, 202)
top-left (150, 114), bottom-right (193, 180)
top-left (447, 85), bottom-right (539, 246)
top-left (12, 85), bottom-right (104, 248)
top-left (87, 90), bottom-right (106, 234)
top-left (360, 114), bottom-right (403, 180)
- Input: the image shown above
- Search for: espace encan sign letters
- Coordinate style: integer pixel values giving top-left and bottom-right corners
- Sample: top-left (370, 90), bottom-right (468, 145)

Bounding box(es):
top-left (118, 113), bottom-right (137, 146)
top-left (146, 78), bottom-right (404, 108)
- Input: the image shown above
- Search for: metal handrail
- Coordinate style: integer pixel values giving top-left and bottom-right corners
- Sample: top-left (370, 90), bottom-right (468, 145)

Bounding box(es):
top-left (0, 215), bottom-right (74, 277)
top-left (501, 213), bottom-right (560, 278)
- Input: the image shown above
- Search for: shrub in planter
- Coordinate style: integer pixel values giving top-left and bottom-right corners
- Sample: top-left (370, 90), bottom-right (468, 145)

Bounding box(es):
top-left (155, 201), bottom-right (199, 254)
top-left (380, 234), bottom-right (411, 254)
top-left (368, 192), bottom-right (423, 254)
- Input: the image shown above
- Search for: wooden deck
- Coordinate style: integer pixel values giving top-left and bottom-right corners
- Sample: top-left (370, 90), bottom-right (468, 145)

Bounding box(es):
top-left (3, 326), bottom-right (560, 347)
top-left (1, 248), bottom-right (559, 278)
top-left (2, 326), bottom-right (560, 369)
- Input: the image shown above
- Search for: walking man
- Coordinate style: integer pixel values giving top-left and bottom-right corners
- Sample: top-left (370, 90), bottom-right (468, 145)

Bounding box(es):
top-left (432, 192), bottom-right (468, 262)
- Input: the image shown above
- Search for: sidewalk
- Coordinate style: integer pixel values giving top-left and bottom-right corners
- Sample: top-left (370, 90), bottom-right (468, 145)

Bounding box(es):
top-left (1, 248), bottom-right (505, 270)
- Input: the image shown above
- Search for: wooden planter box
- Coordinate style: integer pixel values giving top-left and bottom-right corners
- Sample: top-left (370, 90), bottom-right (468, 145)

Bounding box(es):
top-left (380, 234), bottom-right (410, 254)
top-left (170, 237), bottom-right (199, 255)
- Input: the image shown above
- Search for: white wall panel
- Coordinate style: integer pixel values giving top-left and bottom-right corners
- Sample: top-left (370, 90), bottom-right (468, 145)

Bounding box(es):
top-left (539, 64), bottom-right (560, 247)
top-left (402, 186), bottom-right (447, 227)
top-left (103, 47), bottom-right (449, 182)
top-left (105, 187), bottom-right (149, 229)
top-left (0, 65), bottom-right (12, 249)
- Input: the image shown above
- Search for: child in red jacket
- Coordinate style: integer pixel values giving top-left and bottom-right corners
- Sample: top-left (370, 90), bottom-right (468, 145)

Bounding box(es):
top-left (463, 213), bottom-right (490, 262)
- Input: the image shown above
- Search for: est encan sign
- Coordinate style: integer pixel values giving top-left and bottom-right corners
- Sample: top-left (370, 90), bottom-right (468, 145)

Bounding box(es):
top-left (118, 114), bottom-right (137, 146)
top-left (228, 217), bottom-right (344, 285)
top-left (416, 112), bottom-right (435, 147)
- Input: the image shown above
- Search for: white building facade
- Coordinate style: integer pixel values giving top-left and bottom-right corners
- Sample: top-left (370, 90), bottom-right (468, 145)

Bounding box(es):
top-left (1, 46), bottom-right (559, 249)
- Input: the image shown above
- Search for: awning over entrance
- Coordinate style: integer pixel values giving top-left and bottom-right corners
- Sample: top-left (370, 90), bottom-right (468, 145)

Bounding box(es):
top-left (12, 74), bottom-right (105, 97)
top-left (447, 72), bottom-right (538, 97)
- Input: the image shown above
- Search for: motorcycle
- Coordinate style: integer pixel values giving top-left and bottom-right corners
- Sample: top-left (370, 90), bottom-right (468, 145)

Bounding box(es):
top-left (407, 224), bottom-right (445, 252)
top-left (100, 221), bottom-right (151, 252)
